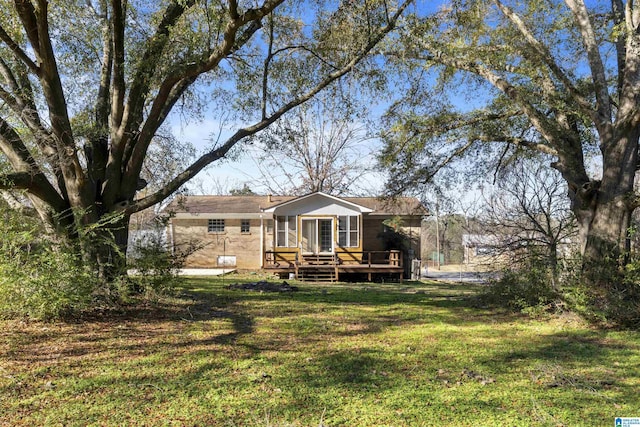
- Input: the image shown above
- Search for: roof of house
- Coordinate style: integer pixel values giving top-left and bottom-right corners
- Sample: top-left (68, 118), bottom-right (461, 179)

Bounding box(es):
top-left (164, 192), bottom-right (428, 216)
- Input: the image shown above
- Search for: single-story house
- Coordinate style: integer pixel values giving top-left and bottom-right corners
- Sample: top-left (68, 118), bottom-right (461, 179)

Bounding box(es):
top-left (164, 192), bottom-right (427, 281)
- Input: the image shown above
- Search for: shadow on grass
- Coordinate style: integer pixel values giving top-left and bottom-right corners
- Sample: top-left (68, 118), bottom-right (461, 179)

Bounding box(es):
top-left (483, 329), bottom-right (639, 378)
top-left (3, 276), bottom-right (639, 425)
top-left (471, 328), bottom-right (640, 413)
top-left (186, 277), bottom-right (486, 310)
top-left (498, 330), bottom-right (634, 364)
top-left (0, 277), bottom-right (516, 366)
top-left (0, 277), bottom-right (499, 382)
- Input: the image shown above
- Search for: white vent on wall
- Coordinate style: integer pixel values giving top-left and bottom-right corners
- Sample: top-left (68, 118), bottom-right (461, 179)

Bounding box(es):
top-left (217, 255), bottom-right (236, 266)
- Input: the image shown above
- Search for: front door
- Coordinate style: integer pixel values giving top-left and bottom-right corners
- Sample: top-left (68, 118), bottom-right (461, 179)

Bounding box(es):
top-left (301, 218), bottom-right (333, 254)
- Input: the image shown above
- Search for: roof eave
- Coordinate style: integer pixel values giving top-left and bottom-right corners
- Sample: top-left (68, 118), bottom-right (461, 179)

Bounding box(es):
top-left (263, 191), bottom-right (374, 213)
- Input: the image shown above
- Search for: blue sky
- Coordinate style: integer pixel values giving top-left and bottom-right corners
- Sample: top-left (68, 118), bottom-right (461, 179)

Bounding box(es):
top-left (170, 111), bottom-right (388, 196)
top-left (165, 0), bottom-right (597, 205)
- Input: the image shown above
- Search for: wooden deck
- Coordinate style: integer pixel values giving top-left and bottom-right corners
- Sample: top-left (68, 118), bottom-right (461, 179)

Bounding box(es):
top-left (263, 250), bottom-right (404, 282)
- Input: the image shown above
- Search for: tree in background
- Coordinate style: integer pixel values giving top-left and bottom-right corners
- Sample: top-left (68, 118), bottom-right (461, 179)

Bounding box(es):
top-left (477, 158), bottom-right (577, 286)
top-left (379, 0), bottom-right (640, 287)
top-left (229, 184), bottom-right (256, 196)
top-left (421, 213), bottom-right (467, 266)
top-left (251, 93), bottom-right (374, 196)
top-left (0, 0), bottom-right (411, 280)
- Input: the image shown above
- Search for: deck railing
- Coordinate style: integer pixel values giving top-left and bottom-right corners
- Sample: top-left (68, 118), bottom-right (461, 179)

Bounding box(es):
top-left (264, 250), bottom-right (298, 267)
top-left (264, 250), bottom-right (402, 268)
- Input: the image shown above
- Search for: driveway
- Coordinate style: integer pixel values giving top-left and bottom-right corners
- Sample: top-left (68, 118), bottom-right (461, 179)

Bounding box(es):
top-left (422, 267), bottom-right (495, 284)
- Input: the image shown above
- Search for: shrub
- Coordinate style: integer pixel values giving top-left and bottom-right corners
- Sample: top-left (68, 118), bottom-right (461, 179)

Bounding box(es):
top-left (126, 233), bottom-right (180, 298)
top-left (0, 208), bottom-right (95, 320)
top-left (589, 261), bottom-right (640, 328)
top-left (556, 254), bottom-right (640, 327)
top-left (478, 267), bottom-right (559, 315)
top-left (125, 230), bottom-right (198, 300)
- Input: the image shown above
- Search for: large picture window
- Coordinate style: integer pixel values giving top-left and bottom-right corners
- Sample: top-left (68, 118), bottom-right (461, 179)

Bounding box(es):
top-left (276, 216), bottom-right (297, 247)
top-left (338, 215), bottom-right (359, 247)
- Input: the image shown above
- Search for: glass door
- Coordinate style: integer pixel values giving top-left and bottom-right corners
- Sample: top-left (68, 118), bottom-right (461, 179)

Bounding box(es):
top-left (301, 218), bottom-right (333, 254)
top-left (319, 219), bottom-right (333, 253)
top-left (301, 219), bottom-right (317, 254)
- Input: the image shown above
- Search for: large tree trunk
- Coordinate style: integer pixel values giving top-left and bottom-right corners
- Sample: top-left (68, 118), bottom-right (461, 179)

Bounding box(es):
top-left (579, 198), bottom-right (632, 280)
top-left (582, 200), bottom-right (631, 262)
top-left (97, 216), bottom-right (130, 281)
top-left (76, 213), bottom-right (131, 283)
top-left (574, 130), bottom-right (638, 284)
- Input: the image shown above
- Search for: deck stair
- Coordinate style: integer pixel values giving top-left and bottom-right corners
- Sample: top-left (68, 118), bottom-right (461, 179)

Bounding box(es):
top-left (297, 254), bottom-right (339, 282)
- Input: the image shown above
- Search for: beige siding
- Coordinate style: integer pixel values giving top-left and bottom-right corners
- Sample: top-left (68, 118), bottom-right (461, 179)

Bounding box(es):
top-left (171, 218), bottom-right (273, 269)
top-left (171, 213), bottom-right (422, 270)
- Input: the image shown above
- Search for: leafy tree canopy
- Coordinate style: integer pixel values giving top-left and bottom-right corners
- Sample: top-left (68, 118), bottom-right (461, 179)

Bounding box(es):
top-left (379, 0), bottom-right (640, 270)
top-left (0, 0), bottom-right (411, 277)
top-left (229, 183), bottom-right (256, 196)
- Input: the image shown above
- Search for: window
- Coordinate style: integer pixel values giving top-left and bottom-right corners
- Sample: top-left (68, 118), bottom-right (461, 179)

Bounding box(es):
top-left (241, 219), bottom-right (250, 233)
top-left (208, 219), bottom-right (225, 233)
top-left (338, 217), bottom-right (347, 246)
top-left (349, 216), bottom-right (358, 246)
top-left (288, 217), bottom-right (297, 247)
top-left (338, 215), bottom-right (359, 247)
top-left (276, 216), bottom-right (297, 247)
top-left (277, 217), bottom-right (286, 246)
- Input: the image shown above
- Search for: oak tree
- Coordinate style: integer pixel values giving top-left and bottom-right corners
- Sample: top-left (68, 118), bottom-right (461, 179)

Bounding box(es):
top-left (380, 0), bottom-right (640, 282)
top-left (0, 0), bottom-right (410, 279)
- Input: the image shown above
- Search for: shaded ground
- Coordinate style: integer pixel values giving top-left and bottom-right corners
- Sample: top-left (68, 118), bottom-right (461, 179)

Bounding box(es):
top-left (227, 280), bottom-right (298, 292)
top-left (0, 276), bottom-right (638, 426)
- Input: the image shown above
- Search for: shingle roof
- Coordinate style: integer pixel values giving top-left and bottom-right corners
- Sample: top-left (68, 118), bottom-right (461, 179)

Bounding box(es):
top-left (342, 197), bottom-right (428, 216)
top-left (164, 193), bottom-right (428, 216)
top-left (164, 195), bottom-right (292, 214)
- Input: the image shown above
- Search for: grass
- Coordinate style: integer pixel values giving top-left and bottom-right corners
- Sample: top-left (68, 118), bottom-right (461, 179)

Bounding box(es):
top-left (1, 273), bottom-right (639, 426)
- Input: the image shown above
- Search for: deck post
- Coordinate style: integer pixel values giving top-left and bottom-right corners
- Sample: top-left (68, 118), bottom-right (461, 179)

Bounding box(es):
top-left (389, 250), bottom-right (400, 266)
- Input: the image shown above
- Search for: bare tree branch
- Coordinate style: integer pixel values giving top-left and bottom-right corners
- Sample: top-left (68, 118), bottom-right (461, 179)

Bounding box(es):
top-left (564, 0), bottom-right (612, 125)
top-left (122, 2), bottom-right (274, 199)
top-left (127, 0), bottom-right (413, 214)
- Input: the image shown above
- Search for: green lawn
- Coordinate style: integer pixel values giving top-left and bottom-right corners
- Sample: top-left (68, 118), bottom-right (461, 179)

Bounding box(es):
top-left (1, 275), bottom-right (639, 426)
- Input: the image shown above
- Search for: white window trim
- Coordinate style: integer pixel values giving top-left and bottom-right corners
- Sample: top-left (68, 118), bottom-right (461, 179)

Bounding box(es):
top-left (276, 216), bottom-right (297, 248)
top-left (338, 215), bottom-right (360, 247)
